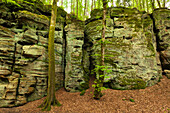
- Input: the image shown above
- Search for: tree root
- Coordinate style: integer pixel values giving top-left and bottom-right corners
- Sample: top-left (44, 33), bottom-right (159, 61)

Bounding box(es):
top-left (38, 97), bottom-right (62, 111)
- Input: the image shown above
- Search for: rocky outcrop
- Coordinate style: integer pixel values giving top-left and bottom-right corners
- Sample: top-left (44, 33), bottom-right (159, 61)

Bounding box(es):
top-left (0, 1), bottom-right (169, 107)
top-left (84, 7), bottom-right (162, 90)
top-left (152, 8), bottom-right (170, 79)
top-left (0, 1), bottom-right (66, 107)
top-left (64, 14), bottom-right (89, 92)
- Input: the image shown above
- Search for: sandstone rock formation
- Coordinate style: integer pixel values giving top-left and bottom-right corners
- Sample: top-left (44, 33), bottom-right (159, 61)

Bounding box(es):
top-left (0, 1), bottom-right (65, 107)
top-left (0, 1), bottom-right (169, 107)
top-left (152, 8), bottom-right (170, 79)
top-left (84, 7), bottom-right (162, 90)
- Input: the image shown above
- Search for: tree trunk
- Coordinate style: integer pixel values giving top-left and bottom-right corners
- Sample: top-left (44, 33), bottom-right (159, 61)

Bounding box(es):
top-left (93, 0), bottom-right (107, 100)
top-left (94, 0), bottom-right (96, 9)
top-left (71, 0), bottom-right (73, 13)
top-left (112, 0), bottom-right (114, 6)
top-left (76, 0), bottom-right (78, 16)
top-left (98, 0), bottom-right (101, 8)
top-left (156, 0), bottom-right (161, 8)
top-left (146, 0), bottom-right (149, 13)
top-left (163, 0), bottom-right (165, 8)
top-left (142, 0), bottom-right (145, 10)
top-left (91, 0), bottom-right (93, 11)
top-left (38, 0), bottom-right (62, 111)
top-left (136, 0), bottom-right (138, 9)
top-left (139, 0), bottom-right (141, 10)
top-left (73, 0), bottom-right (75, 14)
top-left (123, 0), bottom-right (126, 7)
top-left (84, 0), bottom-right (87, 20)
top-left (61, 0), bottom-right (63, 7)
top-left (150, 0), bottom-right (155, 12)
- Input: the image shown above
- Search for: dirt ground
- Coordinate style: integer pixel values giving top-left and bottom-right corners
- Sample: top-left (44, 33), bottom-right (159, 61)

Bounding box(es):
top-left (0, 75), bottom-right (169, 113)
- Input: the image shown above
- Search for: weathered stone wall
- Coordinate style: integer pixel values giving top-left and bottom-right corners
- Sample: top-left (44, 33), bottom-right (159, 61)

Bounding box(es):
top-left (0, 1), bottom-right (66, 107)
top-left (64, 14), bottom-right (87, 92)
top-left (0, 1), bottom-right (169, 107)
top-left (84, 7), bottom-right (162, 90)
top-left (152, 8), bottom-right (170, 79)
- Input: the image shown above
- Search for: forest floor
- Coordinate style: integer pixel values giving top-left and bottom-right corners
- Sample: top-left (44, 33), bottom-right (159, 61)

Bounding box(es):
top-left (0, 75), bottom-right (169, 113)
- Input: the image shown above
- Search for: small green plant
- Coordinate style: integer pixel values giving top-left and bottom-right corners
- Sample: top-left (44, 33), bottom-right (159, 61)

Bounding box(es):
top-left (122, 99), bottom-right (126, 101)
top-left (129, 98), bottom-right (135, 102)
top-left (80, 90), bottom-right (86, 96)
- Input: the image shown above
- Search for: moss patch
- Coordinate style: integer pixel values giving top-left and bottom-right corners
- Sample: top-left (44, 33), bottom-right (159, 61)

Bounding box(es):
top-left (18, 10), bottom-right (49, 21)
top-left (117, 76), bottom-right (147, 89)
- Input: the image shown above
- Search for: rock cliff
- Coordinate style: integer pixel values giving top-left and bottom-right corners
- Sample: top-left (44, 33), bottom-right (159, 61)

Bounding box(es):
top-left (0, 1), bottom-right (169, 107)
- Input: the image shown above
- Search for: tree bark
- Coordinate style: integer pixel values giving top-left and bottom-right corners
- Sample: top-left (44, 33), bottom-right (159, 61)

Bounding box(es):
top-left (61, 0), bottom-right (63, 7)
top-left (163, 0), bottom-right (165, 8)
top-left (146, 0), bottom-right (149, 13)
top-left (94, 0), bottom-right (96, 9)
top-left (139, 0), bottom-right (141, 10)
top-left (123, 0), bottom-right (126, 7)
top-left (38, 0), bottom-right (62, 111)
top-left (93, 0), bottom-right (107, 100)
top-left (136, 0), bottom-right (138, 9)
top-left (76, 0), bottom-right (78, 16)
top-left (84, 0), bottom-right (87, 20)
top-left (73, 0), bottom-right (75, 14)
top-left (112, 0), bottom-right (114, 7)
top-left (98, 0), bottom-right (101, 8)
top-left (156, 0), bottom-right (161, 8)
top-left (150, 0), bottom-right (155, 12)
top-left (142, 0), bottom-right (145, 10)
top-left (91, 0), bottom-right (93, 11)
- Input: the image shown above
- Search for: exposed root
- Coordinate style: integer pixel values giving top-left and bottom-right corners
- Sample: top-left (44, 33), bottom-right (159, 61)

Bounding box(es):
top-left (38, 97), bottom-right (62, 111)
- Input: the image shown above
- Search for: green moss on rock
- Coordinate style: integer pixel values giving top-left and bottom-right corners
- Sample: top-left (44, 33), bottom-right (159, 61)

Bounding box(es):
top-left (18, 10), bottom-right (49, 21)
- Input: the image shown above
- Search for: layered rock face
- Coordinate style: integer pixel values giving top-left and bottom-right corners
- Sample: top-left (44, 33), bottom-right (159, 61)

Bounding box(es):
top-left (0, 1), bottom-right (169, 108)
top-left (84, 7), bottom-right (162, 90)
top-left (152, 8), bottom-right (170, 79)
top-left (64, 15), bottom-right (88, 92)
top-left (0, 1), bottom-right (66, 107)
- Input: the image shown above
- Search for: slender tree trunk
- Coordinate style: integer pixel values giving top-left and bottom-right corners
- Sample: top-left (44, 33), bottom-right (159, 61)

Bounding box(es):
top-left (61, 0), bottom-right (63, 7)
top-left (142, 0), bottom-right (145, 10)
top-left (136, 0), bottom-right (138, 9)
top-left (123, 0), bottom-right (126, 7)
top-left (98, 0), bottom-right (101, 8)
top-left (111, 0), bottom-right (114, 6)
top-left (163, 0), bottom-right (165, 8)
top-left (93, 0), bottom-right (107, 100)
top-left (38, 0), bottom-right (62, 111)
top-left (91, 0), bottom-right (93, 11)
top-left (76, 0), bottom-right (78, 16)
top-left (133, 0), bottom-right (135, 8)
top-left (94, 0), bottom-right (96, 9)
top-left (150, 0), bottom-right (155, 12)
top-left (156, 0), bottom-right (161, 8)
top-left (139, 0), bottom-right (141, 10)
top-left (146, 0), bottom-right (149, 13)
top-left (73, 0), bottom-right (75, 14)
top-left (71, 0), bottom-right (73, 13)
top-left (84, 0), bottom-right (87, 20)
top-left (86, 0), bottom-right (89, 17)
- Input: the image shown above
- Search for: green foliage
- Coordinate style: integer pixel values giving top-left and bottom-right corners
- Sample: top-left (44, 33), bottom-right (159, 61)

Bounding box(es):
top-left (129, 98), bottom-right (135, 102)
top-left (80, 90), bottom-right (86, 96)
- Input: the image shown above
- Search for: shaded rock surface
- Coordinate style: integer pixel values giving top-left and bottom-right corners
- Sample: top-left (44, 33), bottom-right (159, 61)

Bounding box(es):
top-left (0, 1), bottom-right (169, 108)
top-left (152, 8), bottom-right (170, 79)
top-left (0, 1), bottom-right (65, 107)
top-left (84, 7), bottom-right (162, 90)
